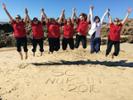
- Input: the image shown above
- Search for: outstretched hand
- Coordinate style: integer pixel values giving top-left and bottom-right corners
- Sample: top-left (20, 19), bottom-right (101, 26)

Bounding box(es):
top-left (90, 5), bottom-right (94, 10)
top-left (2, 3), bottom-right (6, 9)
top-left (62, 9), bottom-right (65, 13)
top-left (72, 8), bottom-right (76, 12)
top-left (105, 8), bottom-right (110, 14)
top-left (25, 8), bottom-right (28, 14)
top-left (41, 8), bottom-right (44, 12)
top-left (108, 8), bottom-right (110, 12)
top-left (127, 7), bottom-right (132, 14)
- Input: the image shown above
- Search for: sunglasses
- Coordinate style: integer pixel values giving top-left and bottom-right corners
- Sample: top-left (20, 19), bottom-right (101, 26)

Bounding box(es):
top-left (33, 20), bottom-right (38, 22)
top-left (16, 17), bottom-right (20, 20)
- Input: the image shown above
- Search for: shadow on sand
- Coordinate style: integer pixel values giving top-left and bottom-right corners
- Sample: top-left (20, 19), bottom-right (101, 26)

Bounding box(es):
top-left (31, 60), bottom-right (133, 68)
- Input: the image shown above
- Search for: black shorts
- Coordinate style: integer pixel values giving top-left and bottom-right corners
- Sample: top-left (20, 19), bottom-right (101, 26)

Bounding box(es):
top-left (32, 38), bottom-right (44, 52)
top-left (62, 38), bottom-right (74, 50)
top-left (48, 38), bottom-right (60, 52)
top-left (16, 37), bottom-right (28, 52)
top-left (106, 40), bottom-right (120, 56)
top-left (75, 34), bottom-right (87, 49)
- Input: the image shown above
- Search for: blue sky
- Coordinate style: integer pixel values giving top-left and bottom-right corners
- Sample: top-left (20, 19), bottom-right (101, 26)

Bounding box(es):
top-left (0, 0), bottom-right (133, 21)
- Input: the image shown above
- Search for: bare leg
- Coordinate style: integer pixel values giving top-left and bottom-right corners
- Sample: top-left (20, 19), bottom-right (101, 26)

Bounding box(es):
top-left (19, 52), bottom-right (23, 60)
top-left (40, 52), bottom-right (43, 56)
top-left (111, 53), bottom-right (114, 59)
top-left (25, 52), bottom-right (28, 59)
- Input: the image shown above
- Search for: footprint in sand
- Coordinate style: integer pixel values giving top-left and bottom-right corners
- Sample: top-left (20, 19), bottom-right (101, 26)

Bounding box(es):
top-left (0, 86), bottom-right (17, 96)
top-left (17, 63), bottom-right (29, 69)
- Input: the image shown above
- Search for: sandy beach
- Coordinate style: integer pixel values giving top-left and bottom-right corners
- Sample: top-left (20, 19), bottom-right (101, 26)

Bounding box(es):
top-left (0, 43), bottom-right (133, 100)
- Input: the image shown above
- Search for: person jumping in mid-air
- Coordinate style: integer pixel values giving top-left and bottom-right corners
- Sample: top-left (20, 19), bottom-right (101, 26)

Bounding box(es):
top-left (89, 6), bottom-right (109, 54)
top-left (2, 3), bottom-right (28, 60)
top-left (60, 8), bottom-right (76, 51)
top-left (41, 9), bottom-right (62, 54)
top-left (74, 9), bottom-right (91, 49)
top-left (25, 8), bottom-right (44, 56)
top-left (106, 8), bottom-right (132, 59)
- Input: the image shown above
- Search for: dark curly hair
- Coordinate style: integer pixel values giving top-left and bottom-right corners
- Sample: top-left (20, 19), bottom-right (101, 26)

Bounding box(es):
top-left (94, 16), bottom-right (100, 23)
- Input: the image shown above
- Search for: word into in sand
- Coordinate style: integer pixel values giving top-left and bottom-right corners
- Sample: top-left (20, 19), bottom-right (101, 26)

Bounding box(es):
top-left (45, 69), bottom-right (101, 93)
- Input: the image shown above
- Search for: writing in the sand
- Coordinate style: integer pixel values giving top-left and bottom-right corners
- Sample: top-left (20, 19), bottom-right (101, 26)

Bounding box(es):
top-left (45, 69), bottom-right (101, 93)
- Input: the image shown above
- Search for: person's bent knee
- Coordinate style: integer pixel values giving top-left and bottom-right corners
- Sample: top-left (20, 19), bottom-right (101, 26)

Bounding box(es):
top-left (83, 46), bottom-right (87, 49)
top-left (32, 48), bottom-right (36, 52)
top-left (40, 49), bottom-right (44, 52)
top-left (62, 47), bottom-right (67, 51)
top-left (55, 48), bottom-right (60, 51)
top-left (70, 46), bottom-right (74, 50)
top-left (24, 49), bottom-right (28, 52)
top-left (17, 48), bottom-right (21, 52)
top-left (113, 52), bottom-right (119, 56)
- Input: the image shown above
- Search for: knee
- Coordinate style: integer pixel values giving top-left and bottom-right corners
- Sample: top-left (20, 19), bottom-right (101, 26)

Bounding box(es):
top-left (40, 49), bottom-right (44, 52)
top-left (17, 48), bottom-right (21, 52)
top-left (83, 46), bottom-right (87, 49)
top-left (70, 46), bottom-right (74, 50)
top-left (55, 47), bottom-right (60, 51)
top-left (24, 48), bottom-right (28, 52)
top-left (113, 52), bottom-right (119, 56)
top-left (62, 47), bottom-right (67, 51)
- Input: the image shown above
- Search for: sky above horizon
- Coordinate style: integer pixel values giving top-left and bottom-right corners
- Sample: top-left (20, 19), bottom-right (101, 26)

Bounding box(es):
top-left (0, 0), bottom-right (133, 22)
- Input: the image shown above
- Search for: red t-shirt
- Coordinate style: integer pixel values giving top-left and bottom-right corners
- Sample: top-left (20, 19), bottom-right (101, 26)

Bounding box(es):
top-left (77, 19), bottom-right (89, 36)
top-left (12, 20), bottom-right (26, 38)
top-left (108, 23), bottom-right (123, 41)
top-left (31, 22), bottom-right (44, 39)
top-left (63, 24), bottom-right (74, 38)
top-left (47, 22), bottom-right (60, 38)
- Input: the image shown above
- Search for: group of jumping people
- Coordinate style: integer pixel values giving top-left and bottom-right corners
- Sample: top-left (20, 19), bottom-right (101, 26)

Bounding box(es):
top-left (2, 3), bottom-right (132, 60)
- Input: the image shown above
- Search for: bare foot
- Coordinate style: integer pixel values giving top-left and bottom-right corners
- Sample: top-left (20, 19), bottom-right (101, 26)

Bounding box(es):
top-left (111, 54), bottom-right (114, 59)
top-left (20, 55), bottom-right (23, 60)
top-left (19, 52), bottom-right (23, 60)
top-left (25, 52), bottom-right (28, 59)
top-left (25, 55), bottom-right (28, 60)
top-left (40, 52), bottom-right (43, 56)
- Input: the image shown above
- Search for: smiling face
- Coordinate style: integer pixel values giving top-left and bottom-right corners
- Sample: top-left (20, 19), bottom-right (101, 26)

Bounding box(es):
top-left (79, 15), bottom-right (85, 21)
top-left (114, 18), bottom-right (120, 25)
top-left (33, 20), bottom-right (39, 24)
top-left (94, 16), bottom-right (100, 23)
top-left (15, 15), bottom-right (21, 23)
top-left (33, 17), bottom-right (39, 24)
top-left (66, 18), bottom-right (71, 25)
top-left (79, 13), bottom-right (87, 21)
top-left (95, 18), bottom-right (100, 23)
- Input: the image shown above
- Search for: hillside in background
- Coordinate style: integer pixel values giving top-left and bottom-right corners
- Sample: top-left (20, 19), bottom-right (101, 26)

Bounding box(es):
top-left (0, 19), bottom-right (133, 48)
top-left (100, 18), bottom-right (133, 44)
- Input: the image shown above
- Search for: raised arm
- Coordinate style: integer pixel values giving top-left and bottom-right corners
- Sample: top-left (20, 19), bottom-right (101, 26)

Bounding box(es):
top-left (90, 6), bottom-right (94, 24)
top-left (87, 7), bottom-right (91, 22)
top-left (24, 8), bottom-right (31, 23)
top-left (71, 8), bottom-right (77, 23)
top-left (101, 9), bottom-right (110, 24)
top-left (2, 3), bottom-right (13, 22)
top-left (41, 8), bottom-right (48, 23)
top-left (71, 8), bottom-right (77, 19)
top-left (87, 14), bottom-right (91, 23)
top-left (108, 12), bottom-right (112, 24)
top-left (58, 9), bottom-right (65, 23)
top-left (122, 8), bottom-right (132, 24)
